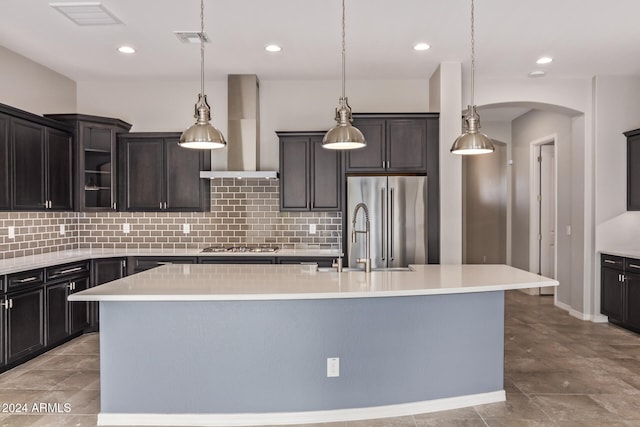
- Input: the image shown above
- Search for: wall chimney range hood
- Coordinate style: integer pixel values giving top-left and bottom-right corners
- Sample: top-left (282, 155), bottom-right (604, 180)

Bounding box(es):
top-left (200, 75), bottom-right (278, 180)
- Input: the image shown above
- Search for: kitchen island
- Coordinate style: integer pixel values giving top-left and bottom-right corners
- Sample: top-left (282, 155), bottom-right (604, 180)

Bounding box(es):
top-left (69, 263), bottom-right (557, 426)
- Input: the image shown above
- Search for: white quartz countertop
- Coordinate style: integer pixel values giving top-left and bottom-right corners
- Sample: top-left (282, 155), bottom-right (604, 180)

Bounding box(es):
top-left (69, 263), bottom-right (558, 301)
top-left (0, 248), bottom-right (341, 275)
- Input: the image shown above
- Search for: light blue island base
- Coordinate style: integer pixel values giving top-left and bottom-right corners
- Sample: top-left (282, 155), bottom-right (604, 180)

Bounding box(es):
top-left (98, 291), bottom-right (505, 426)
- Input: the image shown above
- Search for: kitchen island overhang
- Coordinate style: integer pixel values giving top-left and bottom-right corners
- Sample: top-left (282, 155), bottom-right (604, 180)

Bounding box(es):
top-left (69, 264), bottom-right (557, 426)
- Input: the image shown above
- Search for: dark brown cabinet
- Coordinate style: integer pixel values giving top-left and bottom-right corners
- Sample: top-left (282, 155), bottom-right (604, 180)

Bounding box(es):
top-left (346, 114), bottom-right (437, 173)
top-left (601, 253), bottom-right (640, 333)
top-left (90, 258), bottom-right (127, 331)
top-left (46, 114), bottom-right (132, 212)
top-left (278, 131), bottom-right (342, 211)
top-left (0, 114), bottom-right (9, 210)
top-left (625, 129), bottom-right (640, 210)
top-left (45, 262), bottom-right (90, 345)
top-left (6, 287), bottom-right (45, 364)
top-left (119, 132), bottom-right (211, 212)
top-left (601, 255), bottom-right (624, 322)
top-left (277, 256), bottom-right (334, 267)
top-left (11, 118), bottom-right (73, 211)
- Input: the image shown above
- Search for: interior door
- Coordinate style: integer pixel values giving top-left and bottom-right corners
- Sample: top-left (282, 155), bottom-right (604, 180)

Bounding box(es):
top-left (539, 144), bottom-right (556, 295)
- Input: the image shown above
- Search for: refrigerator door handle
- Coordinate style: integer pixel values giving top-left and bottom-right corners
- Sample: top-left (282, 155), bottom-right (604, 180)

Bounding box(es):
top-left (381, 188), bottom-right (386, 261)
top-left (390, 187), bottom-right (394, 261)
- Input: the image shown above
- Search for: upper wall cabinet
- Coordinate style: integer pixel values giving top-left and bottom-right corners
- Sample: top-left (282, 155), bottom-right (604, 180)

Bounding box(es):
top-left (118, 132), bottom-right (211, 212)
top-left (278, 131), bottom-right (342, 212)
top-left (46, 114), bottom-right (132, 212)
top-left (625, 128), bottom-right (640, 210)
top-left (11, 119), bottom-right (73, 211)
top-left (0, 104), bottom-right (74, 212)
top-left (345, 113), bottom-right (439, 174)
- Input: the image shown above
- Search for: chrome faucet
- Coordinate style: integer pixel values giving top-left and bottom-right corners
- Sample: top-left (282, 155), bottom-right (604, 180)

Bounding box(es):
top-left (351, 202), bottom-right (371, 273)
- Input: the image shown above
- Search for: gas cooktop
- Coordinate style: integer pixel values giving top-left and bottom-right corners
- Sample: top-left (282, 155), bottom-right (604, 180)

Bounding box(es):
top-left (201, 245), bottom-right (279, 253)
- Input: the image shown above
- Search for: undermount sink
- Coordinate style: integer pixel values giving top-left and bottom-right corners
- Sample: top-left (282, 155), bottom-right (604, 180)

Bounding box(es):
top-left (316, 266), bottom-right (413, 273)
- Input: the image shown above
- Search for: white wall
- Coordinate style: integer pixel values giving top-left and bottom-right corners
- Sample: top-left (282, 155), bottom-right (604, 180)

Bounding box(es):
top-left (0, 45), bottom-right (76, 115)
top-left (592, 76), bottom-right (640, 319)
top-left (511, 110), bottom-right (574, 308)
top-left (429, 63), bottom-right (463, 264)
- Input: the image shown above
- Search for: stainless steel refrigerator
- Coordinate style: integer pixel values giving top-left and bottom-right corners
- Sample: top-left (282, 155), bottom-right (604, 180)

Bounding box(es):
top-left (347, 176), bottom-right (427, 269)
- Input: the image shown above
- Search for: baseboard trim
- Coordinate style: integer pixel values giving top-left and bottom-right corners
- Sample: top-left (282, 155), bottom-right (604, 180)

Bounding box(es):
top-left (98, 390), bottom-right (505, 426)
top-left (555, 300), bottom-right (587, 320)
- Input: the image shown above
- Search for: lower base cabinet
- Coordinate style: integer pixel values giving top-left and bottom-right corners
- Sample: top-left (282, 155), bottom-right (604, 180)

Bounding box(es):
top-left (601, 253), bottom-right (640, 333)
top-left (6, 287), bottom-right (45, 364)
top-left (90, 258), bottom-right (127, 331)
top-left (46, 275), bottom-right (90, 346)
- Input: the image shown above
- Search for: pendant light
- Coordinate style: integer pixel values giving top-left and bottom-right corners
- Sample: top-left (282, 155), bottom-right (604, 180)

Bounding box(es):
top-left (450, 0), bottom-right (494, 155)
top-left (179, 0), bottom-right (226, 149)
top-left (322, 0), bottom-right (366, 150)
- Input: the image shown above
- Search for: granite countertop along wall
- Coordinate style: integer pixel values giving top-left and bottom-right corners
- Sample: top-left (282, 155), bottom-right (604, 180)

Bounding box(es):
top-left (0, 248), bottom-right (342, 275)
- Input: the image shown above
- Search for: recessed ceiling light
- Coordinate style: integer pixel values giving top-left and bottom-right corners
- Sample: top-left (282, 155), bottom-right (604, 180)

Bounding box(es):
top-left (528, 70), bottom-right (546, 78)
top-left (265, 44), bottom-right (282, 52)
top-left (536, 56), bottom-right (553, 65)
top-left (413, 43), bottom-right (431, 51)
top-left (118, 46), bottom-right (135, 54)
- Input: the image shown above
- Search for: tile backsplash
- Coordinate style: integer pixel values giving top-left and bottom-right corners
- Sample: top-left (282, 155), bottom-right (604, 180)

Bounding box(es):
top-left (0, 179), bottom-right (342, 260)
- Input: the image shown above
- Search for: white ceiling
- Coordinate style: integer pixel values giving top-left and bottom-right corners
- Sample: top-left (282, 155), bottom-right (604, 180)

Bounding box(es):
top-left (1, 0), bottom-right (639, 83)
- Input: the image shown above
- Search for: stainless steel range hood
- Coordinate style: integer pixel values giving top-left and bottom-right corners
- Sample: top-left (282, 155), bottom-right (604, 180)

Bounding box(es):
top-left (200, 74), bottom-right (278, 180)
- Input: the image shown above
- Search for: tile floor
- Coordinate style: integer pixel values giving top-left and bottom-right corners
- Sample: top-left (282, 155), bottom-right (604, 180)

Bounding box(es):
top-left (1, 290), bottom-right (640, 426)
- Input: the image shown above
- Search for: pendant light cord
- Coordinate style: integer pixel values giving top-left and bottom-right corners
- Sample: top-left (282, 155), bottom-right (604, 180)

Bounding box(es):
top-left (341, 0), bottom-right (346, 102)
top-left (470, 0), bottom-right (475, 107)
top-left (200, 0), bottom-right (205, 97)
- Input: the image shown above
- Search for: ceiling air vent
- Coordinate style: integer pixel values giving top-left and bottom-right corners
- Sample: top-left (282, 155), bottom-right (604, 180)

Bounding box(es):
top-left (174, 31), bottom-right (209, 44)
top-left (49, 2), bottom-right (122, 25)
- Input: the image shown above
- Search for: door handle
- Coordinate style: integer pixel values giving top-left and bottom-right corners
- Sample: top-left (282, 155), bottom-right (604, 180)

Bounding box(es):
top-left (60, 267), bottom-right (83, 275)
top-left (390, 187), bottom-right (394, 261)
top-left (18, 276), bottom-right (39, 283)
top-left (604, 259), bottom-right (617, 264)
top-left (629, 264), bottom-right (640, 269)
top-left (381, 188), bottom-right (386, 261)
top-left (1, 299), bottom-right (12, 309)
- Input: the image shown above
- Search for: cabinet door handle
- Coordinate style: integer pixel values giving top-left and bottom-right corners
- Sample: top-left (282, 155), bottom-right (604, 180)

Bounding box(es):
top-left (604, 259), bottom-right (617, 264)
top-left (68, 282), bottom-right (74, 290)
top-left (60, 267), bottom-right (83, 275)
top-left (629, 264), bottom-right (640, 269)
top-left (113, 202), bottom-right (117, 210)
top-left (160, 202), bottom-right (163, 209)
top-left (18, 276), bottom-right (39, 283)
top-left (164, 202), bottom-right (167, 210)
top-left (1, 299), bottom-right (11, 309)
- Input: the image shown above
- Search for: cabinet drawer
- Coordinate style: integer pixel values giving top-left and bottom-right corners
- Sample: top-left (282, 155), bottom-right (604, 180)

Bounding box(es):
top-left (46, 261), bottom-right (90, 281)
top-left (7, 269), bottom-right (44, 291)
top-left (601, 254), bottom-right (624, 269)
top-left (625, 258), bottom-right (640, 273)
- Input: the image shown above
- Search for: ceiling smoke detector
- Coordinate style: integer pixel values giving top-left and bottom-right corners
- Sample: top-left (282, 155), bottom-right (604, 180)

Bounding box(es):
top-left (49, 2), bottom-right (122, 26)
top-left (174, 31), bottom-right (210, 44)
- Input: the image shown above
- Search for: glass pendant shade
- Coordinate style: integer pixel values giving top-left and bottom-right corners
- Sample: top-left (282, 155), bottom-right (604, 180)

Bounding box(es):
top-left (322, 99), bottom-right (366, 149)
top-left (451, 105), bottom-right (494, 155)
